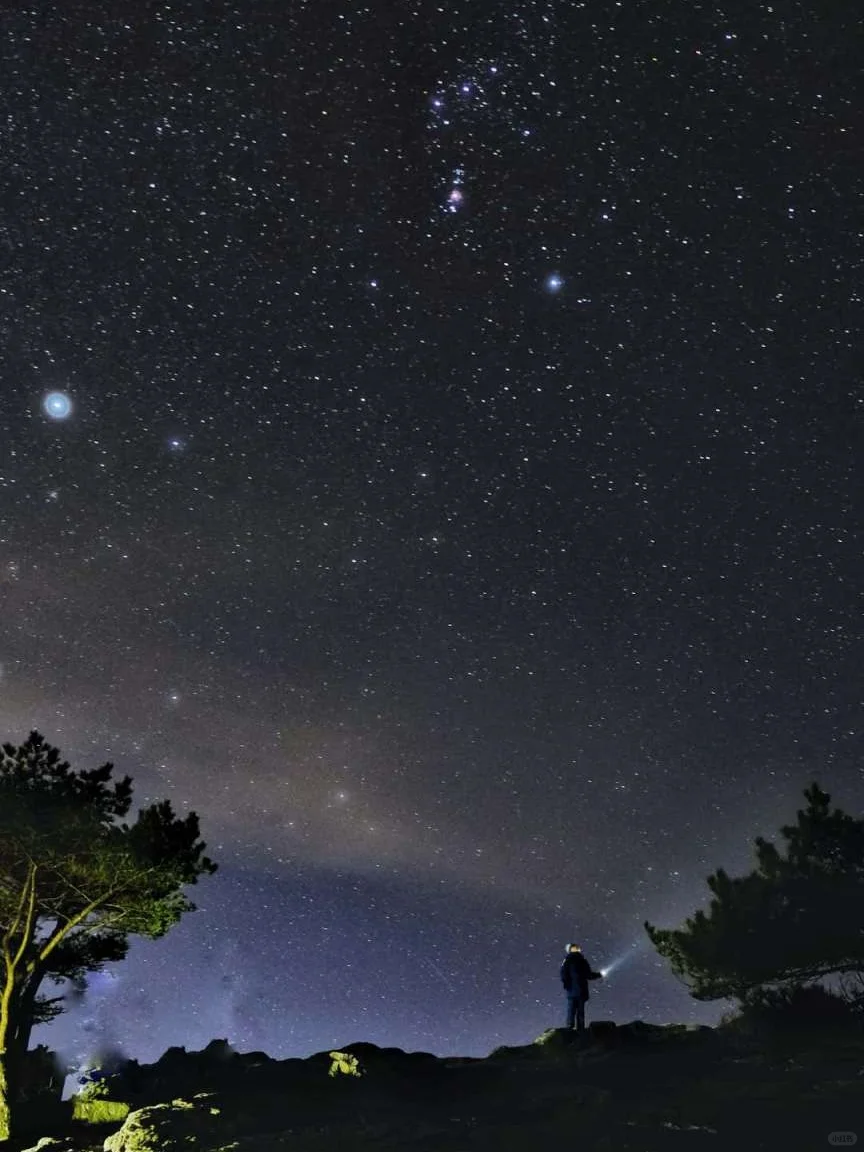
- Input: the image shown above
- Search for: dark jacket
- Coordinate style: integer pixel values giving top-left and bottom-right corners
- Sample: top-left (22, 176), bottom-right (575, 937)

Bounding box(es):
top-left (560, 951), bottom-right (601, 1000)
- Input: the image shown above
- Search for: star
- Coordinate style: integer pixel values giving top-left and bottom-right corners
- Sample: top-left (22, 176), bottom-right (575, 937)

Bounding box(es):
top-left (42, 391), bottom-right (73, 420)
top-left (544, 273), bottom-right (564, 293)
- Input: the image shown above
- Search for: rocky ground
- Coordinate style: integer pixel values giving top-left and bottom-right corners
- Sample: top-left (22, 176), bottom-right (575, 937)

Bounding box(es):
top-left (7, 1018), bottom-right (864, 1152)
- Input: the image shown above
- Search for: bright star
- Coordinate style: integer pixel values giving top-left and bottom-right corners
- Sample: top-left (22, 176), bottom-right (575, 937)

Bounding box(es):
top-left (42, 391), bottom-right (73, 420)
top-left (544, 273), bottom-right (564, 293)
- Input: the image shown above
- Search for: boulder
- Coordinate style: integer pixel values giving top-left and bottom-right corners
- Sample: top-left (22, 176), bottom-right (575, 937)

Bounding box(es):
top-left (533, 1027), bottom-right (572, 1047)
top-left (71, 1096), bottom-right (131, 1124)
top-left (618, 1020), bottom-right (677, 1043)
top-left (101, 1093), bottom-right (229, 1151)
top-left (615, 1021), bottom-right (719, 1050)
top-left (18, 1140), bottom-right (81, 1152)
top-left (199, 1039), bottom-right (236, 1064)
top-left (532, 1022), bottom-right (618, 1048)
top-left (541, 1028), bottom-right (589, 1051)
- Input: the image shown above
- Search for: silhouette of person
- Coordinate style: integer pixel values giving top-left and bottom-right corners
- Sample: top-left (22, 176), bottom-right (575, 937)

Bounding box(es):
top-left (560, 943), bottom-right (603, 1032)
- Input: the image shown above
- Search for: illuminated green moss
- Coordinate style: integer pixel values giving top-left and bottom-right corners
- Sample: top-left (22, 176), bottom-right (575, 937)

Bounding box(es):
top-left (72, 1096), bottom-right (131, 1123)
top-left (328, 1051), bottom-right (363, 1077)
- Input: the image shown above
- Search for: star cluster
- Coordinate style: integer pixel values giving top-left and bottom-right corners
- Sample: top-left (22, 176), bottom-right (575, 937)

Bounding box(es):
top-left (0, 0), bottom-right (860, 1073)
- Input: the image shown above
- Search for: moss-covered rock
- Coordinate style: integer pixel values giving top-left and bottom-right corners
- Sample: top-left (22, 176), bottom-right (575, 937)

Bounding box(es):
top-left (102, 1093), bottom-right (225, 1151)
top-left (327, 1050), bottom-right (363, 1077)
top-left (70, 1076), bottom-right (132, 1125)
top-left (533, 1026), bottom-right (572, 1047)
top-left (71, 1097), bottom-right (130, 1124)
top-left (18, 1138), bottom-right (81, 1152)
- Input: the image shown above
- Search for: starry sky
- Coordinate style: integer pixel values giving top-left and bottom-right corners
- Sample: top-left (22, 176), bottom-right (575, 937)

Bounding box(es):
top-left (0, 0), bottom-right (861, 1076)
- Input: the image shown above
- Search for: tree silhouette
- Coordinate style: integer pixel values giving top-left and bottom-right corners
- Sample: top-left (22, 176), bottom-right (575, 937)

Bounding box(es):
top-left (645, 784), bottom-right (864, 1003)
top-left (0, 732), bottom-right (217, 1141)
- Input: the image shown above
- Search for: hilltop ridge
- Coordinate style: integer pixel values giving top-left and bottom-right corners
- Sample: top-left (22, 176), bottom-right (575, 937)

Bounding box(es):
top-left (10, 1017), bottom-right (863, 1151)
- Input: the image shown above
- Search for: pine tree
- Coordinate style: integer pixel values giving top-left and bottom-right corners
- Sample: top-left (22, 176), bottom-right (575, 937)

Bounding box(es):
top-left (0, 732), bottom-right (218, 1142)
top-left (645, 784), bottom-right (864, 1002)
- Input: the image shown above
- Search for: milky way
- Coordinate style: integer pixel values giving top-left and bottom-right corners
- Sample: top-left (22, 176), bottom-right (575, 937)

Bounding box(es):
top-left (0, 0), bottom-right (860, 1075)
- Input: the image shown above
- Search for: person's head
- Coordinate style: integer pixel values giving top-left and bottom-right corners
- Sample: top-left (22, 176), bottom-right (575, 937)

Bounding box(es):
top-left (567, 944), bottom-right (582, 953)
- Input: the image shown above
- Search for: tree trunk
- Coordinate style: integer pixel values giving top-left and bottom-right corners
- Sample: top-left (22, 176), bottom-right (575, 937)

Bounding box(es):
top-left (0, 1071), bottom-right (10, 1144)
top-left (8, 977), bottom-right (38, 1087)
top-left (0, 855), bottom-right (39, 1142)
top-left (0, 982), bottom-right (35, 1143)
top-left (0, 1017), bottom-right (12, 1143)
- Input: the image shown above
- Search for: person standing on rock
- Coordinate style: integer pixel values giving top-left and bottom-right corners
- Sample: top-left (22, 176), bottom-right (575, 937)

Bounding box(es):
top-left (560, 943), bottom-right (603, 1033)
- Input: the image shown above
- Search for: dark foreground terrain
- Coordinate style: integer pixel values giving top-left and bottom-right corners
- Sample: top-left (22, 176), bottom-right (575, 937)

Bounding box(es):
top-left (8, 1018), bottom-right (863, 1152)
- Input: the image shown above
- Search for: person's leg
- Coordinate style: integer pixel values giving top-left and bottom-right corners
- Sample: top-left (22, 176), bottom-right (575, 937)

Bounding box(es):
top-left (565, 993), bottom-right (576, 1029)
top-left (576, 997), bottom-right (586, 1033)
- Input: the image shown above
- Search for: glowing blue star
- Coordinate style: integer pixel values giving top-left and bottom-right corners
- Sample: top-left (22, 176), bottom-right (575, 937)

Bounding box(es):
top-left (42, 391), bottom-right (73, 420)
top-left (544, 273), bottom-right (564, 293)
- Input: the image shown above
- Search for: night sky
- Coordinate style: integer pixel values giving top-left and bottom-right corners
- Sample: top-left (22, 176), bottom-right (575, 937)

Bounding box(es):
top-left (1, 0), bottom-right (861, 1077)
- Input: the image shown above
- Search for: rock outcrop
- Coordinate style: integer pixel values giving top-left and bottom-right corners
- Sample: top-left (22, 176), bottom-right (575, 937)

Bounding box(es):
top-left (9, 1018), bottom-right (864, 1152)
top-left (102, 1095), bottom-right (227, 1152)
